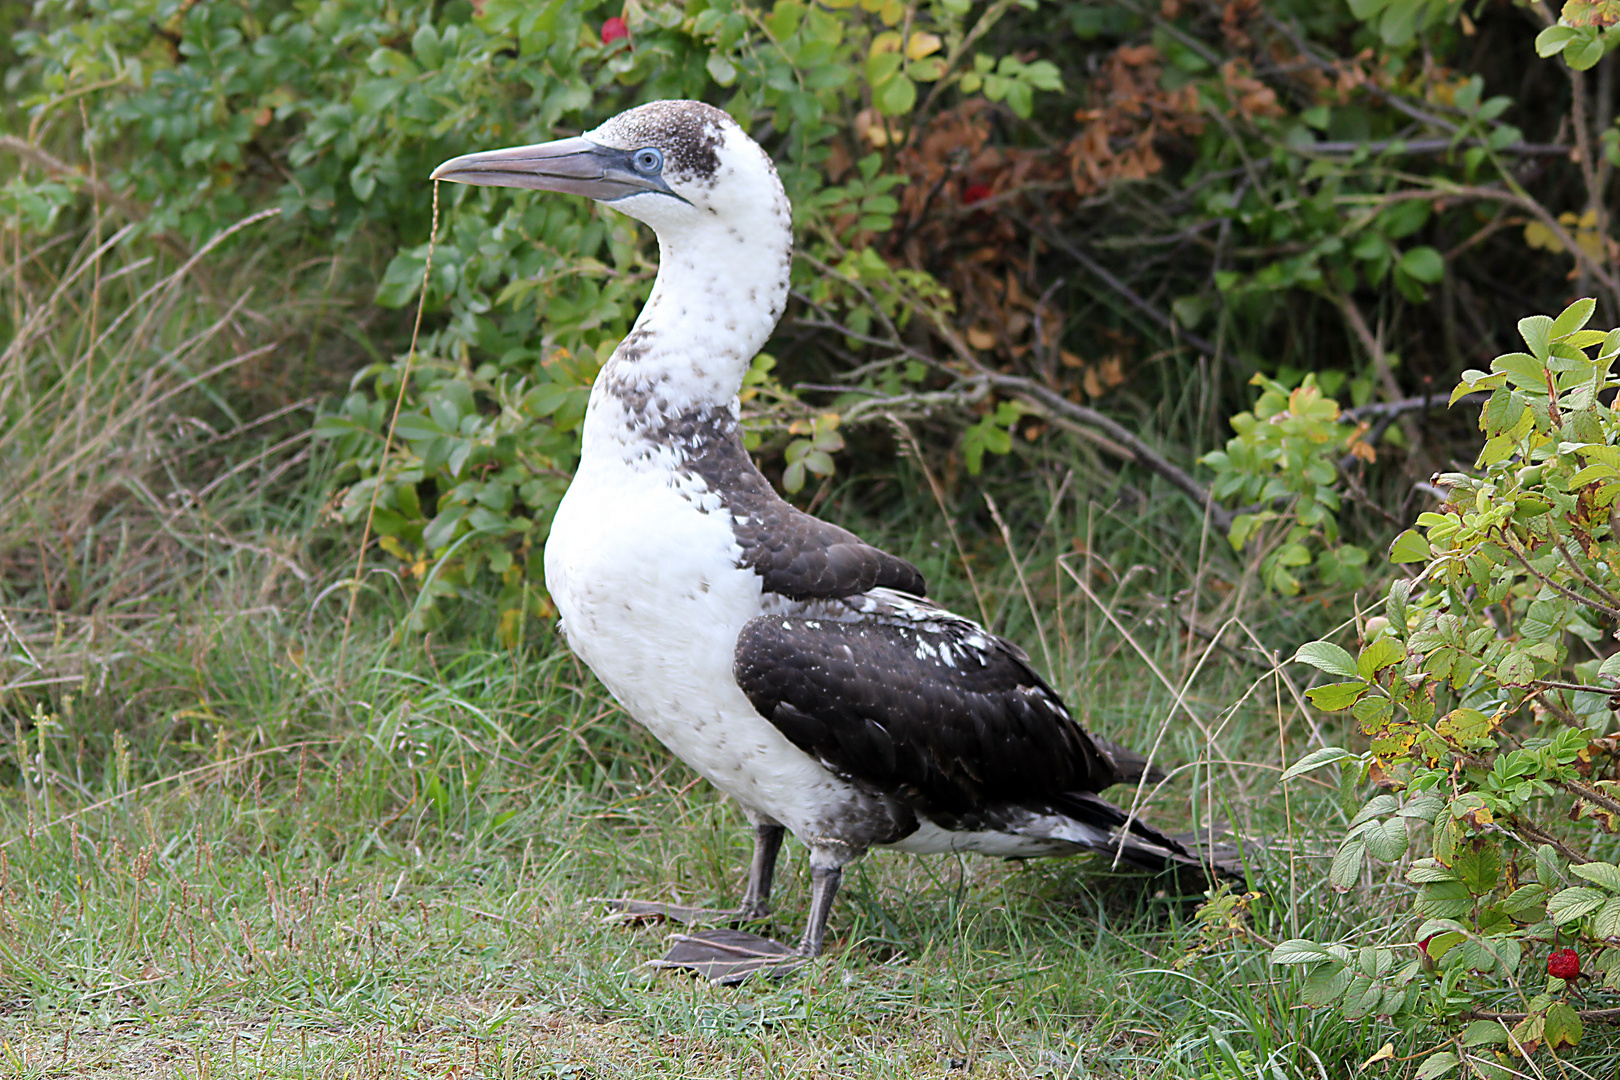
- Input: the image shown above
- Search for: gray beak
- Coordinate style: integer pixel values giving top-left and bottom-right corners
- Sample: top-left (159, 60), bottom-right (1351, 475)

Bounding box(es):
top-left (430, 136), bottom-right (677, 202)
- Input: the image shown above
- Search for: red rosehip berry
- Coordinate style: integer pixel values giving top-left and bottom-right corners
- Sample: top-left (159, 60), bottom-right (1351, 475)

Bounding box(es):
top-left (1548, 948), bottom-right (1581, 980)
top-left (600, 16), bottom-right (629, 44)
top-left (962, 182), bottom-right (992, 206)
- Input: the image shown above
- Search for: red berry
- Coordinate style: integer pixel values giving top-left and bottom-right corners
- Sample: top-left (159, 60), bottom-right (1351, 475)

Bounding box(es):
top-left (1548, 948), bottom-right (1581, 980)
top-left (962, 182), bottom-right (993, 206)
top-left (1417, 934), bottom-right (1436, 954)
top-left (600, 16), bottom-right (629, 44)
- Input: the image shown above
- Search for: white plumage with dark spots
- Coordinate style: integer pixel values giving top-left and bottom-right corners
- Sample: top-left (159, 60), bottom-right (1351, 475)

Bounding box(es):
top-left (431, 99), bottom-right (1232, 983)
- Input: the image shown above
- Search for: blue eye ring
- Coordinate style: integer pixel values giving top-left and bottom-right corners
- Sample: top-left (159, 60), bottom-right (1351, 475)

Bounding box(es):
top-left (631, 147), bottom-right (663, 174)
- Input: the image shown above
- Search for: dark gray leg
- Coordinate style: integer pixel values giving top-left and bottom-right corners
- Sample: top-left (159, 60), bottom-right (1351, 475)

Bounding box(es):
top-left (652, 856), bottom-right (847, 984)
top-left (796, 865), bottom-right (841, 957)
top-left (601, 821), bottom-right (784, 926)
top-left (737, 823), bottom-right (785, 919)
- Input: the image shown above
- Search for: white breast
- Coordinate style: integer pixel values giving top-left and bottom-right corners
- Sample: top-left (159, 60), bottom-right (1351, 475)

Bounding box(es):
top-left (543, 445), bottom-right (857, 834)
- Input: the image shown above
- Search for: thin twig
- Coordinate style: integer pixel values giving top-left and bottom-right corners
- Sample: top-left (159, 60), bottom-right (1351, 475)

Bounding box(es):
top-left (983, 371), bottom-right (1233, 532)
top-left (336, 183), bottom-right (439, 689)
top-left (1011, 211), bottom-right (1219, 356)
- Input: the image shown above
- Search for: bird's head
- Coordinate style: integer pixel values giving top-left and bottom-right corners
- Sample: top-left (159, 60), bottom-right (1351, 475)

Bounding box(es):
top-left (430, 100), bottom-right (787, 240)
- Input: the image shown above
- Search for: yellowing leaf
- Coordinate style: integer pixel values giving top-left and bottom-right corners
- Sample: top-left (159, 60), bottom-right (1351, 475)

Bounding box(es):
top-left (870, 30), bottom-right (902, 55)
top-left (1525, 220), bottom-right (1564, 252)
top-left (904, 31), bottom-right (942, 59)
top-left (1357, 1043), bottom-right (1395, 1071)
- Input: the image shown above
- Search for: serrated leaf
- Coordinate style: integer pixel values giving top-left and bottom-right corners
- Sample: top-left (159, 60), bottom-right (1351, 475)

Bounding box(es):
top-left (1455, 840), bottom-right (1501, 894)
top-left (1294, 641), bottom-right (1359, 678)
top-left (1497, 651), bottom-right (1535, 686)
top-left (1357, 637), bottom-right (1406, 679)
top-left (1407, 858), bottom-right (1458, 883)
top-left (1270, 939), bottom-right (1333, 965)
top-left (1551, 297), bottom-right (1598, 338)
top-left (1436, 707), bottom-right (1496, 744)
top-left (1306, 680), bottom-right (1370, 711)
top-left (1366, 817), bottom-right (1409, 861)
top-left (1414, 1051), bottom-right (1458, 1079)
top-left (1281, 745), bottom-right (1354, 780)
top-left (1414, 880), bottom-right (1473, 918)
top-left (1520, 315), bottom-right (1554, 359)
top-left (1595, 897), bottom-right (1620, 937)
top-left (1350, 793), bottom-right (1400, 827)
top-left (1463, 1018), bottom-right (1511, 1046)
top-left (1330, 836), bottom-right (1367, 889)
top-left (1548, 885), bottom-right (1608, 924)
top-left (1301, 962), bottom-right (1351, 1006)
top-left (1571, 860), bottom-right (1620, 891)
top-left (1545, 1001), bottom-right (1583, 1049)
top-left (1389, 529), bottom-right (1431, 563)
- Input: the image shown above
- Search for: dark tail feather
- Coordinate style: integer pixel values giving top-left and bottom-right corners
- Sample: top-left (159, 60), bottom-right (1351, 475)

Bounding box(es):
top-left (1057, 791), bottom-right (1246, 882)
top-left (1090, 735), bottom-right (1166, 787)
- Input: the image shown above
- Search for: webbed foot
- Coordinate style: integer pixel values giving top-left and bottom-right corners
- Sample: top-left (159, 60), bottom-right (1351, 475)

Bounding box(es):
top-left (649, 928), bottom-right (808, 984)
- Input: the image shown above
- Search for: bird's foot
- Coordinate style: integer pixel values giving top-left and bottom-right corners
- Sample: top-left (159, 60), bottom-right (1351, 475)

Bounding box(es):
top-left (595, 898), bottom-right (770, 926)
top-left (648, 928), bottom-right (809, 985)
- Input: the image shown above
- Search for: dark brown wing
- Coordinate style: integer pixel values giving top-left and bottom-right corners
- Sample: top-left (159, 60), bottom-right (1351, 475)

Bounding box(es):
top-left (731, 602), bottom-right (1121, 818)
top-left (676, 415), bottom-right (925, 600)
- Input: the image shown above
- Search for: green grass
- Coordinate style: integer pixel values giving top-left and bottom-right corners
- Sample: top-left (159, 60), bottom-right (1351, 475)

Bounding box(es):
top-left (0, 432), bottom-right (1387, 1080)
top-left (0, 590), bottom-right (1382, 1080)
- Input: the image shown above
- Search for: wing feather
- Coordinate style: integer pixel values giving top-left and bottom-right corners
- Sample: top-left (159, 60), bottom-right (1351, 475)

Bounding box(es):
top-left (732, 596), bottom-right (1123, 818)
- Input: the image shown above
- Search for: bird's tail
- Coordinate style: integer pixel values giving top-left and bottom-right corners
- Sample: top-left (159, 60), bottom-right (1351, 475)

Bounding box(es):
top-left (1057, 791), bottom-right (1247, 882)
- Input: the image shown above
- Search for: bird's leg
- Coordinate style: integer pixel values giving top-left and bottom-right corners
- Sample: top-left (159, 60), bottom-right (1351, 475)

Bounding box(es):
top-left (652, 859), bottom-right (844, 984)
top-left (794, 865), bottom-right (842, 957)
top-left (599, 822), bottom-right (785, 926)
top-left (736, 822), bottom-right (785, 920)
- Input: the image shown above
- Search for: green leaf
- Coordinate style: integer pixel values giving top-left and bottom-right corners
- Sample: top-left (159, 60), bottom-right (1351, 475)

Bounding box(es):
top-left (1595, 896), bottom-right (1620, 937)
top-left (1548, 885), bottom-right (1608, 924)
top-left (1406, 858), bottom-right (1459, 883)
top-left (1389, 529), bottom-right (1431, 564)
top-left (1414, 1052), bottom-right (1458, 1080)
top-left (1306, 681), bottom-right (1370, 711)
top-left (1270, 939), bottom-right (1333, 965)
top-left (1552, 297), bottom-right (1598, 339)
top-left (1357, 637), bottom-right (1406, 679)
top-left (391, 413), bottom-right (444, 440)
top-left (1571, 861), bottom-right (1620, 892)
top-left (1414, 880), bottom-right (1472, 918)
top-left (1569, 34), bottom-right (1607, 69)
top-left (1398, 245), bottom-right (1444, 284)
top-left (1545, 1001), bottom-right (1583, 1049)
top-left (1365, 817), bottom-right (1409, 862)
top-left (1462, 1019), bottom-right (1512, 1046)
top-left (1520, 314), bottom-right (1555, 359)
top-left (873, 73), bottom-right (917, 116)
top-left (1496, 651), bottom-right (1535, 686)
top-left (1536, 25), bottom-right (1579, 55)
top-left (1281, 746), bottom-right (1354, 780)
top-left (707, 52), bottom-right (738, 86)
top-left (1330, 836), bottom-right (1367, 888)
top-left (1294, 641), bottom-right (1359, 678)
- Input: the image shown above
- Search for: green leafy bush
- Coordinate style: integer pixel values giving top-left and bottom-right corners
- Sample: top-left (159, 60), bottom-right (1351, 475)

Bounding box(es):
top-left (1202, 375), bottom-right (1372, 596)
top-left (1276, 299), bottom-right (1620, 1072)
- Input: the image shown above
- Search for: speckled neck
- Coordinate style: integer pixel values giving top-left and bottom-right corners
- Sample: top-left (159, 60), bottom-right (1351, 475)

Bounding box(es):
top-left (580, 115), bottom-right (794, 458)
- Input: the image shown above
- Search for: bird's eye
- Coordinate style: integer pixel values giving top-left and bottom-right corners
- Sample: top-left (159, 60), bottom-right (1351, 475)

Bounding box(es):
top-left (632, 148), bottom-right (663, 174)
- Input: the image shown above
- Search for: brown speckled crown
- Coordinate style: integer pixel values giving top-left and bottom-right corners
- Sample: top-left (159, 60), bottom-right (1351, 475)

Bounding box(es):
top-left (591, 100), bottom-right (730, 183)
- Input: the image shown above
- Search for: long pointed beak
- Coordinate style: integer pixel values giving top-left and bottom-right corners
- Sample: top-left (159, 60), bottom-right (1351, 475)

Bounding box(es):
top-left (430, 137), bottom-right (674, 202)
